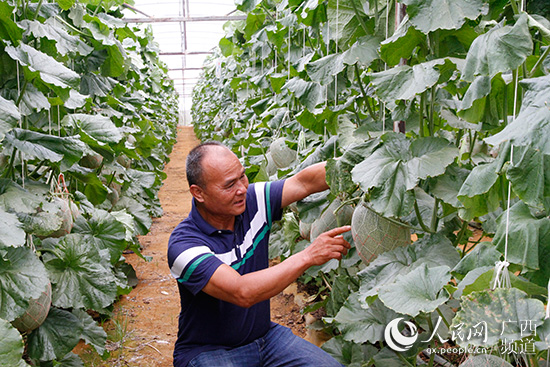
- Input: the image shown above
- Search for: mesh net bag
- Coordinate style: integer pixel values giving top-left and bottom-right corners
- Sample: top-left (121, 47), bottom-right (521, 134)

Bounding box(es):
top-left (459, 354), bottom-right (513, 367)
top-left (11, 282), bottom-right (51, 333)
top-left (310, 198), bottom-right (354, 240)
top-left (351, 201), bottom-right (410, 264)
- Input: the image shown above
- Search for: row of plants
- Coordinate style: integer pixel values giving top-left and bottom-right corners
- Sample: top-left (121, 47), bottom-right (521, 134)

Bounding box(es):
top-left (192, 0), bottom-right (550, 366)
top-left (0, 0), bottom-right (179, 365)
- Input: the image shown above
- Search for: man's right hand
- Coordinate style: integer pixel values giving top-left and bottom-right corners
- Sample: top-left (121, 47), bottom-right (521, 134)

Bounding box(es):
top-left (302, 226), bottom-right (352, 266)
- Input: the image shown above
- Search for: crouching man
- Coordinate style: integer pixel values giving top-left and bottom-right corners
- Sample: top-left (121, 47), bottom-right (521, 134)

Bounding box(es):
top-left (168, 141), bottom-right (350, 367)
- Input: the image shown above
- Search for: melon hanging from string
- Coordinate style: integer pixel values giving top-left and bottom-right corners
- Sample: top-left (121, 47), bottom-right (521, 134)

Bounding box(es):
top-left (351, 201), bottom-right (411, 264)
top-left (310, 198), bottom-right (354, 241)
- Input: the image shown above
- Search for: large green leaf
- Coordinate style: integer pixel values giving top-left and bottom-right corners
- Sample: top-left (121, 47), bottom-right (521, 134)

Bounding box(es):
top-left (343, 36), bottom-right (382, 68)
top-left (0, 247), bottom-right (50, 322)
top-left (369, 59), bottom-right (449, 103)
top-left (17, 83), bottom-right (51, 116)
top-left (0, 95), bottom-right (20, 140)
top-left (327, 0), bottom-right (369, 48)
top-left (506, 145), bottom-right (550, 208)
top-left (351, 133), bottom-right (458, 217)
top-left (378, 264), bottom-right (451, 317)
top-left (321, 335), bottom-right (377, 367)
top-left (401, 0), bottom-right (486, 34)
top-left (429, 164), bottom-right (471, 208)
top-left (20, 19), bottom-right (93, 56)
top-left (2, 129), bottom-right (85, 169)
top-left (493, 201), bottom-right (550, 271)
top-left (0, 318), bottom-right (29, 367)
top-left (485, 75), bottom-right (550, 155)
top-left (63, 113), bottom-right (122, 146)
top-left (72, 209), bottom-right (126, 264)
top-left (72, 309), bottom-right (107, 356)
top-left (43, 234), bottom-right (118, 310)
top-left (462, 14), bottom-right (533, 81)
top-left (452, 242), bottom-right (502, 277)
top-left (80, 73), bottom-right (118, 97)
top-left (27, 308), bottom-right (83, 362)
top-left (307, 53), bottom-right (346, 86)
top-left (0, 180), bottom-right (44, 214)
top-left (0, 208), bottom-right (25, 248)
top-left (114, 196), bottom-right (152, 235)
top-left (283, 77), bottom-right (324, 110)
top-left (380, 20), bottom-right (425, 66)
top-left (358, 234), bottom-right (460, 302)
top-left (452, 288), bottom-right (545, 347)
top-left (333, 294), bottom-right (398, 344)
top-left (0, 2), bottom-right (23, 45)
top-left (4, 43), bottom-right (80, 90)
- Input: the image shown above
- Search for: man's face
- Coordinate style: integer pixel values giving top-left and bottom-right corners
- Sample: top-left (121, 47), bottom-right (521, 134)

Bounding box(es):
top-left (198, 146), bottom-right (249, 217)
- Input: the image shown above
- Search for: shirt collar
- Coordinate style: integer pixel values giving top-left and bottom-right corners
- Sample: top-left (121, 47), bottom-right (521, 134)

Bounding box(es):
top-left (189, 198), bottom-right (243, 235)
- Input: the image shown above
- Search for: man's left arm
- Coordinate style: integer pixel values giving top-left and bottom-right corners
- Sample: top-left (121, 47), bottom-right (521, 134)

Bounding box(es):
top-left (281, 162), bottom-right (329, 208)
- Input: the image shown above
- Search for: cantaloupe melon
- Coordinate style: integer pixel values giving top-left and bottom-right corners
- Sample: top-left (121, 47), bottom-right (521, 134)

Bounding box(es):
top-left (79, 153), bottom-right (103, 169)
top-left (351, 202), bottom-right (410, 264)
top-left (269, 137), bottom-right (296, 169)
top-left (11, 282), bottom-right (51, 333)
top-left (265, 152), bottom-right (277, 176)
top-left (48, 197), bottom-right (74, 238)
top-left (459, 355), bottom-right (513, 367)
top-left (299, 220), bottom-right (312, 240)
top-left (310, 198), bottom-right (354, 241)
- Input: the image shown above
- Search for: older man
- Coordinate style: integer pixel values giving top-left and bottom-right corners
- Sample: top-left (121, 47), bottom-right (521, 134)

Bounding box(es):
top-left (167, 141), bottom-right (350, 367)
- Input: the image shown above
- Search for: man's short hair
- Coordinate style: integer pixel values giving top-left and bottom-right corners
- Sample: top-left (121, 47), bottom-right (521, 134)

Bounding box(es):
top-left (186, 141), bottom-right (227, 187)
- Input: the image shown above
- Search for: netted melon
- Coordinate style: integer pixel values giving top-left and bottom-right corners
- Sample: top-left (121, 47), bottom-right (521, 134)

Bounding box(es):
top-left (116, 154), bottom-right (131, 169)
top-left (351, 202), bottom-right (410, 264)
top-left (265, 152), bottom-right (277, 176)
top-left (310, 198), bottom-right (354, 240)
top-left (11, 282), bottom-right (51, 333)
top-left (458, 355), bottom-right (513, 367)
top-left (42, 197), bottom-right (74, 238)
top-left (79, 153), bottom-right (103, 169)
top-left (270, 137), bottom-right (296, 169)
top-left (299, 220), bottom-right (312, 240)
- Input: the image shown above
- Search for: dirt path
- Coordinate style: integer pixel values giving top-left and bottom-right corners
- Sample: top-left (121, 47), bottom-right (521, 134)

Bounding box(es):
top-left (79, 126), bottom-right (325, 366)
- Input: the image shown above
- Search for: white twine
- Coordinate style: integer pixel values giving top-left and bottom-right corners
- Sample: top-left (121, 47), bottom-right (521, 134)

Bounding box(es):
top-left (334, 0), bottom-right (339, 106)
top-left (546, 278), bottom-right (550, 319)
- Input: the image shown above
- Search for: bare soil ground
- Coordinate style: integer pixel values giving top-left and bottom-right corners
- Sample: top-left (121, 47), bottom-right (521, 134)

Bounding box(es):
top-left (77, 126), bottom-right (327, 366)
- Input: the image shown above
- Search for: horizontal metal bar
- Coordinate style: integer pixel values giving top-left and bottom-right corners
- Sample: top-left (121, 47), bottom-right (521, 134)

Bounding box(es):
top-left (160, 51), bottom-right (212, 56)
top-left (168, 67), bottom-right (204, 71)
top-left (124, 15), bottom-right (246, 23)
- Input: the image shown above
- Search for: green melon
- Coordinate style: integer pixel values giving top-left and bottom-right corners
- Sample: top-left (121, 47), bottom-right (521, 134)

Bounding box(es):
top-left (351, 202), bottom-right (410, 264)
top-left (79, 153), bottom-right (103, 169)
top-left (265, 152), bottom-right (277, 176)
top-left (459, 355), bottom-right (513, 367)
top-left (269, 137), bottom-right (296, 169)
top-left (299, 220), bottom-right (312, 240)
top-left (310, 198), bottom-right (354, 240)
top-left (11, 283), bottom-right (51, 333)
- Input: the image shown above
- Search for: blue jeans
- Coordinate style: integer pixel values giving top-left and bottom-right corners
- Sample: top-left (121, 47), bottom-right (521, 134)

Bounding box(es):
top-left (188, 324), bottom-right (344, 367)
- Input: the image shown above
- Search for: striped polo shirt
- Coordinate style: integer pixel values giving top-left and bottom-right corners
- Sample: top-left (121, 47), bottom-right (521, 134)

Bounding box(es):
top-left (167, 180), bottom-right (285, 367)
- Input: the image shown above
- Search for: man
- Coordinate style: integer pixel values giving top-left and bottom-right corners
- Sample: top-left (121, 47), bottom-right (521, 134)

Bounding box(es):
top-left (167, 141), bottom-right (350, 367)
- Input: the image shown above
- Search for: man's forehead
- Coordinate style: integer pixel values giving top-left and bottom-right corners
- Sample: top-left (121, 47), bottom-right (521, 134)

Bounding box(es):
top-left (202, 146), bottom-right (242, 174)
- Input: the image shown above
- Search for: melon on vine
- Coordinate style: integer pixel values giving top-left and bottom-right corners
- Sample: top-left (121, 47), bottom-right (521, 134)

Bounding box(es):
top-left (264, 151), bottom-right (277, 176)
top-left (269, 137), bottom-right (296, 169)
top-left (11, 283), bottom-right (51, 333)
top-left (299, 220), bottom-right (312, 240)
top-left (310, 198), bottom-right (354, 240)
top-left (41, 197), bottom-right (74, 238)
top-left (79, 153), bottom-right (103, 169)
top-left (351, 201), bottom-right (410, 264)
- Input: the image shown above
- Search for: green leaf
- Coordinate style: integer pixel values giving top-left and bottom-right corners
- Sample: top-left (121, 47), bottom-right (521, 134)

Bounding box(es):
top-left (114, 196), bottom-right (152, 236)
top-left (63, 113), bottom-right (122, 146)
top-left (101, 44), bottom-right (127, 78)
top-left (307, 53), bottom-right (346, 86)
top-left (0, 180), bottom-right (44, 214)
top-left (351, 133), bottom-right (458, 217)
top-left (370, 59), bottom-right (447, 103)
top-left (493, 201), bottom-right (550, 270)
top-left (80, 73), bottom-right (118, 97)
top-left (460, 75), bottom-right (491, 111)
top-left (72, 209), bottom-right (126, 264)
top-left (322, 335), bottom-right (377, 367)
top-left (485, 75), bottom-right (550, 155)
top-left (402, 0), bottom-right (486, 34)
top-left (72, 309), bottom-right (107, 356)
top-left (452, 242), bottom-right (502, 277)
top-left (56, 0), bottom-right (76, 10)
top-left (4, 43), bottom-right (80, 90)
top-left (18, 83), bottom-right (51, 116)
top-left (462, 15), bottom-right (533, 81)
top-left (20, 19), bottom-right (93, 56)
top-left (235, 0), bottom-right (260, 12)
top-left (378, 264), bottom-right (451, 317)
top-left (0, 208), bottom-right (25, 248)
top-left (27, 308), bottom-right (83, 362)
top-left (0, 318), bottom-right (29, 367)
top-left (3, 129), bottom-right (85, 169)
top-left (334, 294), bottom-right (398, 344)
top-left (380, 20), bottom-right (425, 66)
top-left (0, 2), bottom-right (23, 45)
top-left (358, 234), bottom-right (460, 301)
top-left (284, 77), bottom-right (323, 111)
top-left (327, 0), bottom-right (369, 48)
top-left (0, 247), bottom-right (50, 322)
top-left (452, 288), bottom-right (545, 347)
top-left (0, 95), bottom-right (20, 140)
top-left (429, 164), bottom-right (471, 208)
top-left (343, 35), bottom-right (382, 68)
top-left (506, 145), bottom-right (550, 208)
top-left (44, 234), bottom-right (118, 310)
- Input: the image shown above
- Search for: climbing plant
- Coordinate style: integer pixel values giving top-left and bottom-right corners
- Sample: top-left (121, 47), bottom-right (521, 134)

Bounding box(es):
top-left (0, 0), bottom-right (179, 365)
top-left (192, 0), bottom-right (550, 365)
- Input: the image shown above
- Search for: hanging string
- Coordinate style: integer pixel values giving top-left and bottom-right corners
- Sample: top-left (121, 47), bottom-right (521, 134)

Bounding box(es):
top-left (334, 0), bottom-right (339, 107)
top-left (382, 0), bottom-right (391, 133)
top-left (302, 28), bottom-right (305, 57)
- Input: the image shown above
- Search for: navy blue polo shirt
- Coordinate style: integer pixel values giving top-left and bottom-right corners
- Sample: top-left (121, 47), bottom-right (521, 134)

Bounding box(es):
top-left (167, 180), bottom-right (285, 367)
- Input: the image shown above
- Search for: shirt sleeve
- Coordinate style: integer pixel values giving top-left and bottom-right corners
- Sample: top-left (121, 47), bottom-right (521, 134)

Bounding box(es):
top-left (267, 179), bottom-right (285, 223)
top-left (167, 238), bottom-right (224, 295)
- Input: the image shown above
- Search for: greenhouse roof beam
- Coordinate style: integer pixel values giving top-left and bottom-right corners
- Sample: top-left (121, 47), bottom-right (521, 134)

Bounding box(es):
top-left (124, 15), bottom-right (246, 23)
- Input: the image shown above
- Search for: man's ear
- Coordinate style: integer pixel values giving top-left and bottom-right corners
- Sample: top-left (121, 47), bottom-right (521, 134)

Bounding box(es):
top-left (189, 184), bottom-right (205, 203)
